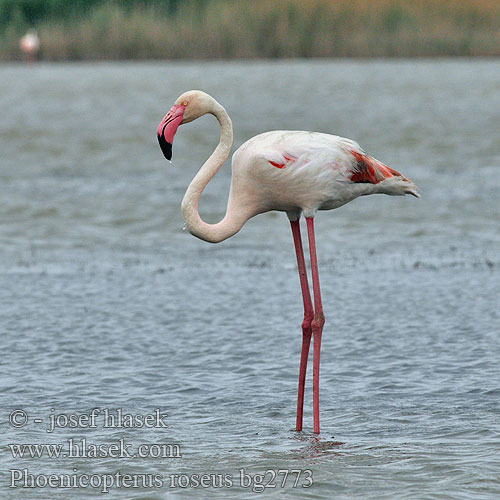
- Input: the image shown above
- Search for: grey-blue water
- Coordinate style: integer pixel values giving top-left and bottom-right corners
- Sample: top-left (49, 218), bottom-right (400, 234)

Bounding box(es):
top-left (1, 60), bottom-right (499, 499)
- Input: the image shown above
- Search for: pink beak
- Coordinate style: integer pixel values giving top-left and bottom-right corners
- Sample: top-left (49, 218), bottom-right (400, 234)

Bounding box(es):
top-left (157, 105), bottom-right (185, 160)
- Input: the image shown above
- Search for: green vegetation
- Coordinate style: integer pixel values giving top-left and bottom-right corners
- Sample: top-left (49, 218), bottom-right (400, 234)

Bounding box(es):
top-left (2, 0), bottom-right (500, 60)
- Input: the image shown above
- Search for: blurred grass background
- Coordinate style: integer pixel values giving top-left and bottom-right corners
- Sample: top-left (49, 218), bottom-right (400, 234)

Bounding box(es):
top-left (1, 0), bottom-right (500, 60)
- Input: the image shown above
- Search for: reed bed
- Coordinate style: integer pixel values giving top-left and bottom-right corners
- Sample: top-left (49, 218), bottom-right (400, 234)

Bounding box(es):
top-left (1, 0), bottom-right (500, 60)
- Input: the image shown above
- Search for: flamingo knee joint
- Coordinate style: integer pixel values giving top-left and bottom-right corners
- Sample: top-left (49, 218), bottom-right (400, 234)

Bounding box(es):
top-left (312, 313), bottom-right (325, 330)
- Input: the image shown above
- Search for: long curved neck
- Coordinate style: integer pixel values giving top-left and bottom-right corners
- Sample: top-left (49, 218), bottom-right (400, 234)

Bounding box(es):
top-left (181, 101), bottom-right (246, 243)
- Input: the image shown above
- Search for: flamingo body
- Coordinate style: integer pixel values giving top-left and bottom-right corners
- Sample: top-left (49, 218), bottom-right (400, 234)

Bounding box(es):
top-left (156, 90), bottom-right (419, 434)
top-left (230, 130), bottom-right (418, 221)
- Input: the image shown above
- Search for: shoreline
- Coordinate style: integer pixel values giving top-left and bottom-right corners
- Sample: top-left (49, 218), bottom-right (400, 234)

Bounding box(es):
top-left (2, 55), bottom-right (500, 65)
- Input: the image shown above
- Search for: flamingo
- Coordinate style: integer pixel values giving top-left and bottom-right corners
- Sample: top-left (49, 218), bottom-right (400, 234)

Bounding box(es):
top-left (157, 90), bottom-right (419, 434)
top-left (19, 30), bottom-right (40, 63)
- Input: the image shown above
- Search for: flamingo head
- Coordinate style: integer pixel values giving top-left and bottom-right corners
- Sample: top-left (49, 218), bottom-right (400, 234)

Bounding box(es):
top-left (157, 90), bottom-right (214, 160)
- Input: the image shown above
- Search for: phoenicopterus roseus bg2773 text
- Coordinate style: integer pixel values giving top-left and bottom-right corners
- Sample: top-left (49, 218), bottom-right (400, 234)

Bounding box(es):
top-left (157, 90), bottom-right (419, 434)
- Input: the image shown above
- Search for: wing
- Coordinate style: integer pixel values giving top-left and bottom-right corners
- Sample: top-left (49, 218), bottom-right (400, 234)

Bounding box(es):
top-left (242, 130), bottom-right (361, 171)
top-left (235, 130), bottom-right (408, 185)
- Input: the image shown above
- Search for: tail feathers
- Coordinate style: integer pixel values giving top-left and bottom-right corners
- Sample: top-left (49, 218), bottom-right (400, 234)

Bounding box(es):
top-left (378, 176), bottom-right (421, 198)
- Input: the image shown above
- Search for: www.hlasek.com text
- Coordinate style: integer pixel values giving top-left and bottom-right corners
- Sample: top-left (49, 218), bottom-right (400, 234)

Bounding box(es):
top-left (9, 439), bottom-right (181, 459)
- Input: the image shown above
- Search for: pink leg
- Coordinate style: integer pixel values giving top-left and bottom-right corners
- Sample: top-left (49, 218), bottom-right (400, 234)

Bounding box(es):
top-left (290, 219), bottom-right (314, 432)
top-left (306, 217), bottom-right (325, 434)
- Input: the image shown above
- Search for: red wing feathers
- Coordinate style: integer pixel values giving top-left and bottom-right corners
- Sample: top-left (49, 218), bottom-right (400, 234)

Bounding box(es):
top-left (349, 149), bottom-right (404, 184)
top-left (268, 153), bottom-right (296, 169)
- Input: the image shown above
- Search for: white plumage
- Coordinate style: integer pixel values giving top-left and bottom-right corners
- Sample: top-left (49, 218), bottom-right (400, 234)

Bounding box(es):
top-left (231, 130), bottom-right (419, 220)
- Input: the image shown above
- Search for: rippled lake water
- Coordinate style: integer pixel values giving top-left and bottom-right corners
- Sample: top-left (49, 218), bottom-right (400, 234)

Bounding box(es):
top-left (1, 60), bottom-right (499, 499)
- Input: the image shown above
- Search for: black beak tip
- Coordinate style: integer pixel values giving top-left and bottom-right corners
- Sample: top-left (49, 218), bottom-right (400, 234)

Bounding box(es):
top-left (157, 134), bottom-right (172, 161)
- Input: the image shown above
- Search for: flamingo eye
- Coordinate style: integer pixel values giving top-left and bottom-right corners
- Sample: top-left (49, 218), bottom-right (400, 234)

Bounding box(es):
top-left (182, 101), bottom-right (189, 106)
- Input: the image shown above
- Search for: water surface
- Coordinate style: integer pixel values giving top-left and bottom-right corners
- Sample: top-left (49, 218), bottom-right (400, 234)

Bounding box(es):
top-left (1, 60), bottom-right (499, 499)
